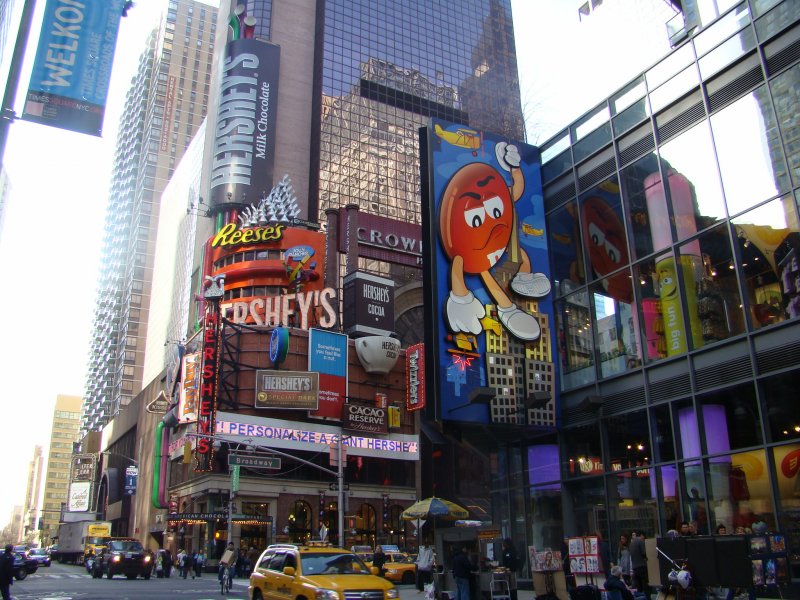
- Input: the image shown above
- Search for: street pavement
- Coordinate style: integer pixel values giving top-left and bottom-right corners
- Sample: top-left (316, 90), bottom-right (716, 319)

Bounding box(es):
top-left (6, 563), bottom-right (541, 600)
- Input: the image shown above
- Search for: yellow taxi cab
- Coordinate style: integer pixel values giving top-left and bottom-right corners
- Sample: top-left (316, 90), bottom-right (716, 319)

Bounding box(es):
top-left (249, 542), bottom-right (398, 600)
top-left (366, 548), bottom-right (417, 585)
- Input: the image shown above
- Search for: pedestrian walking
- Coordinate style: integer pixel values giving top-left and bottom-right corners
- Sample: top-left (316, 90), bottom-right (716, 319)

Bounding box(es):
top-left (415, 543), bottom-right (434, 592)
top-left (164, 548), bottom-right (174, 577)
top-left (155, 550), bottom-right (164, 578)
top-left (0, 544), bottom-right (15, 600)
top-left (247, 546), bottom-right (260, 574)
top-left (194, 551), bottom-right (205, 577)
top-left (373, 545), bottom-right (387, 577)
top-left (176, 549), bottom-right (187, 578)
top-left (183, 550), bottom-right (194, 578)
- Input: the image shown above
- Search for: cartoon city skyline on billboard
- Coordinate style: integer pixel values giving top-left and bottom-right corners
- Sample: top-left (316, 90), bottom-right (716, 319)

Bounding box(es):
top-left (423, 119), bottom-right (556, 424)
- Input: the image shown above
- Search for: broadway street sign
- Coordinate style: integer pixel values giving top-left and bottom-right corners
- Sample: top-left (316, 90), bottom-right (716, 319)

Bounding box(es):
top-left (228, 454), bottom-right (281, 469)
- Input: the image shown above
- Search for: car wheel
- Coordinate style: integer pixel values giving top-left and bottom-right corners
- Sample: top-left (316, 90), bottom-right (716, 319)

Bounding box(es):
top-left (402, 572), bottom-right (416, 585)
top-left (253, 590), bottom-right (264, 600)
top-left (107, 570), bottom-right (114, 579)
top-left (14, 568), bottom-right (27, 581)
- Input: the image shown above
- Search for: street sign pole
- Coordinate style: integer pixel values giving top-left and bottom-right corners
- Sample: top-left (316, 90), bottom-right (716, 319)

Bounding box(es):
top-left (338, 433), bottom-right (344, 546)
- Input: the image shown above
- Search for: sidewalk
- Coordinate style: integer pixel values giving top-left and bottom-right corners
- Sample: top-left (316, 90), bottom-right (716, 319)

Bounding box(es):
top-left (395, 585), bottom-right (536, 600)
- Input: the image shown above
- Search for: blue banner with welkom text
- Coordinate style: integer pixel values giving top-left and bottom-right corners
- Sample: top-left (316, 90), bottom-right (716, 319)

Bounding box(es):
top-left (22, 0), bottom-right (126, 136)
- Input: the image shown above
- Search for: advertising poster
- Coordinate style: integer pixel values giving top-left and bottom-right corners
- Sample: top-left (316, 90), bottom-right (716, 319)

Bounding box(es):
top-left (422, 119), bottom-right (554, 423)
top-left (530, 548), bottom-right (562, 572)
top-left (309, 328), bottom-right (348, 418)
top-left (178, 352), bottom-right (200, 423)
top-left (68, 481), bottom-right (91, 511)
top-left (406, 343), bottom-right (425, 412)
top-left (23, 0), bottom-right (126, 135)
top-left (567, 536), bottom-right (600, 574)
top-left (209, 38), bottom-right (280, 208)
top-left (124, 466), bottom-right (138, 496)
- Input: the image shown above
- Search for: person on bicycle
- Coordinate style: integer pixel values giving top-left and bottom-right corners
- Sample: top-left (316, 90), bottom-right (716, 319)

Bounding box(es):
top-left (219, 543), bottom-right (235, 594)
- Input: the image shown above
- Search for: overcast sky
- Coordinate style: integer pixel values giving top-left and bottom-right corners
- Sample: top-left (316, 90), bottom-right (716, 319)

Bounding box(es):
top-left (0, 0), bottom-right (677, 527)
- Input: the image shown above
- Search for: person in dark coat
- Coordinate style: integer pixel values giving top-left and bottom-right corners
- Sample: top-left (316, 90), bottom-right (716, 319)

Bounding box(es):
top-left (372, 546), bottom-right (387, 577)
top-left (629, 532), bottom-right (648, 593)
top-left (164, 548), bottom-right (174, 577)
top-left (596, 531), bottom-right (612, 579)
top-left (605, 565), bottom-right (635, 600)
top-left (500, 538), bottom-right (520, 600)
top-left (451, 546), bottom-right (474, 600)
top-left (0, 544), bottom-right (15, 600)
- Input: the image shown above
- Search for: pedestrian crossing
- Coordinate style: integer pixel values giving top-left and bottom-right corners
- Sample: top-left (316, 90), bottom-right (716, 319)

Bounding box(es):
top-left (27, 572), bottom-right (89, 579)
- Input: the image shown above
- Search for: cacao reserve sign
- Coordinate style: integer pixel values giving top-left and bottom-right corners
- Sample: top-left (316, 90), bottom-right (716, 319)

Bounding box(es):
top-left (342, 402), bottom-right (388, 434)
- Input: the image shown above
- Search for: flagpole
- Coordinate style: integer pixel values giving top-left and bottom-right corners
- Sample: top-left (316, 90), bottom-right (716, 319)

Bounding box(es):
top-left (0, 0), bottom-right (36, 166)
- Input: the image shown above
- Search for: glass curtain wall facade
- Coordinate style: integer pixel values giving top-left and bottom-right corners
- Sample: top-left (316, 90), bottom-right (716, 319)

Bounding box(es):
top-left (314, 0), bottom-right (523, 285)
top-left (529, 0), bottom-right (800, 582)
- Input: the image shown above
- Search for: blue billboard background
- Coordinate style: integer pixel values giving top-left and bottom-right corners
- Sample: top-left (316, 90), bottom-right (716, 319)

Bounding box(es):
top-left (422, 119), bottom-right (554, 424)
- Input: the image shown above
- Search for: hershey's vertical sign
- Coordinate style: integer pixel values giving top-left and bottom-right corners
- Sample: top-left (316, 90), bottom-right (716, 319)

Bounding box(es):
top-left (195, 306), bottom-right (221, 472)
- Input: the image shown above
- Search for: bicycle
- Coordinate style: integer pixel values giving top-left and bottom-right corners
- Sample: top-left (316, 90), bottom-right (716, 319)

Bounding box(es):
top-left (219, 564), bottom-right (234, 594)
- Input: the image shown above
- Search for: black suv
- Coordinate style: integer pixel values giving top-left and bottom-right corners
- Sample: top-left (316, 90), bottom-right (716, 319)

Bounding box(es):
top-left (91, 538), bottom-right (151, 580)
top-left (12, 550), bottom-right (38, 580)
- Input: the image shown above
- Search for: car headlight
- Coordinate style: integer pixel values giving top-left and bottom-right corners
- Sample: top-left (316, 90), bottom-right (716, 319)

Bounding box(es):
top-left (144, 556), bottom-right (151, 563)
top-left (386, 588), bottom-right (399, 599)
top-left (113, 555), bottom-right (121, 563)
top-left (315, 589), bottom-right (340, 600)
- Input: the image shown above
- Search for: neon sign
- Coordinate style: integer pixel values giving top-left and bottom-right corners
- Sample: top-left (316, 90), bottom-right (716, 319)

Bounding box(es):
top-left (211, 222), bottom-right (285, 248)
top-left (195, 306), bottom-right (220, 472)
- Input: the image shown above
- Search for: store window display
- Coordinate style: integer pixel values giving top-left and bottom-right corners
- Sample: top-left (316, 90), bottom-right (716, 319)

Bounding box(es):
top-left (677, 225), bottom-right (745, 347)
top-left (732, 198), bottom-right (800, 328)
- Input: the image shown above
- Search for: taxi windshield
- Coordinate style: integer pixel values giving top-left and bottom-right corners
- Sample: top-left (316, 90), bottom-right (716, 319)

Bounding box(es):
top-left (301, 553), bottom-right (369, 575)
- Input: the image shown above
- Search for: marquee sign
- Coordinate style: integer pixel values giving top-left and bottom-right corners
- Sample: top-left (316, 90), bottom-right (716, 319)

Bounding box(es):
top-left (216, 412), bottom-right (419, 461)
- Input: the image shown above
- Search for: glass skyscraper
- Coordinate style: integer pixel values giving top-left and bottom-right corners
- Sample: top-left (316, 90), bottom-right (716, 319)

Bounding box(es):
top-left (530, 0), bottom-right (800, 584)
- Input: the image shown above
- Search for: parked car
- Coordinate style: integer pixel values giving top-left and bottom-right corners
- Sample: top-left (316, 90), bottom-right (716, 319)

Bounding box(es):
top-left (91, 538), bottom-right (151, 580)
top-left (12, 550), bottom-right (38, 580)
top-left (28, 548), bottom-right (51, 567)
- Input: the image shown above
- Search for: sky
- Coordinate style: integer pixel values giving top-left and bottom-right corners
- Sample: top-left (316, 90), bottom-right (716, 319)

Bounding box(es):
top-left (0, 0), bottom-right (677, 526)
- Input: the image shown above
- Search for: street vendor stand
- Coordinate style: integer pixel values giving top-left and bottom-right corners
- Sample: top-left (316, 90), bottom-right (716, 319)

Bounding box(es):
top-left (434, 522), bottom-right (519, 600)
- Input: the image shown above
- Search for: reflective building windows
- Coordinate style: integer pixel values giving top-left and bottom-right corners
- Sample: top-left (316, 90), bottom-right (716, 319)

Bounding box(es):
top-left (317, 0), bottom-right (523, 222)
top-left (710, 85), bottom-right (790, 216)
